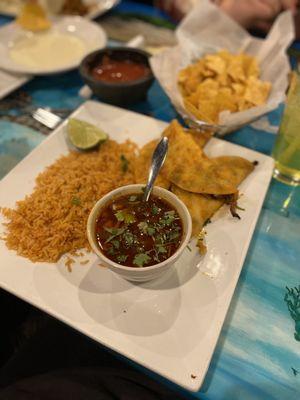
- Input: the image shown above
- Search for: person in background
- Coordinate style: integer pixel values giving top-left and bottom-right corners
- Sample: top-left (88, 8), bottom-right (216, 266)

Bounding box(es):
top-left (155, 0), bottom-right (299, 36)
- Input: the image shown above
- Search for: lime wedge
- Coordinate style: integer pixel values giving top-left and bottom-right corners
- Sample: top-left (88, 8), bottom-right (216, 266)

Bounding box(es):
top-left (67, 118), bottom-right (108, 150)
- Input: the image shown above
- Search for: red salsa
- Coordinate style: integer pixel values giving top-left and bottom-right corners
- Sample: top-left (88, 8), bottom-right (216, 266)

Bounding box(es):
top-left (95, 193), bottom-right (183, 268)
top-left (91, 56), bottom-right (150, 83)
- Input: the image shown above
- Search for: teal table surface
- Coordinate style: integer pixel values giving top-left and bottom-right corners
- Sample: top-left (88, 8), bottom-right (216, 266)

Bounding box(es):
top-left (0, 2), bottom-right (299, 399)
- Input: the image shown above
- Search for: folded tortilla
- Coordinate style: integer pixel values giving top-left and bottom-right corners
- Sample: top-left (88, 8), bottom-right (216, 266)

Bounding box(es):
top-left (171, 185), bottom-right (224, 236)
top-left (162, 120), bottom-right (254, 195)
top-left (133, 126), bottom-right (212, 189)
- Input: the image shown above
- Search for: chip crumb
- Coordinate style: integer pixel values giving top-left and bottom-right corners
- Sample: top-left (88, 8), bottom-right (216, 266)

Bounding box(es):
top-left (191, 374), bottom-right (197, 379)
top-left (197, 241), bottom-right (207, 255)
top-left (65, 256), bottom-right (75, 273)
top-left (98, 263), bottom-right (107, 268)
top-left (196, 230), bottom-right (207, 255)
top-left (80, 260), bottom-right (89, 265)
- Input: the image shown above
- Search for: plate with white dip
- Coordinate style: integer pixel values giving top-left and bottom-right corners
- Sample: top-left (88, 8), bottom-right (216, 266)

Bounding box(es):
top-left (0, 0), bottom-right (120, 19)
top-left (0, 16), bottom-right (106, 75)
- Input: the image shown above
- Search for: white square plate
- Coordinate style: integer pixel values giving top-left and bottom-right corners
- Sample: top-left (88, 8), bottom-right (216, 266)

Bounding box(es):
top-left (0, 101), bottom-right (274, 392)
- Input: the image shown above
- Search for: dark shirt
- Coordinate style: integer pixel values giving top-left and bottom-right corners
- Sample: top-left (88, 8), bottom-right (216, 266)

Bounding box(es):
top-left (0, 367), bottom-right (181, 400)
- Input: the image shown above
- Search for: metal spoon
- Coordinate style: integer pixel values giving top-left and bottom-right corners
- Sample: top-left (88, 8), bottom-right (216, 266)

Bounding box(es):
top-left (143, 136), bottom-right (169, 202)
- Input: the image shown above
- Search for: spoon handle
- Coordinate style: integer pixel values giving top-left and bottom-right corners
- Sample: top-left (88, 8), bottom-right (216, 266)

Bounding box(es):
top-left (143, 136), bottom-right (169, 202)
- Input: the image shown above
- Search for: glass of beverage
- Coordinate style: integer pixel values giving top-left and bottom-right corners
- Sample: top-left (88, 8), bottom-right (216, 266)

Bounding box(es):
top-left (272, 70), bottom-right (300, 186)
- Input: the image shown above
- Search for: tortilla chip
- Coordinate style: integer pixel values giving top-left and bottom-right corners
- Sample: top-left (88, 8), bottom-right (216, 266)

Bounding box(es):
top-left (205, 54), bottom-right (226, 75)
top-left (244, 76), bottom-right (271, 106)
top-left (202, 68), bottom-right (215, 78)
top-left (171, 185), bottom-right (224, 236)
top-left (243, 55), bottom-right (259, 78)
top-left (184, 99), bottom-right (215, 124)
top-left (197, 99), bottom-right (219, 124)
top-left (17, 2), bottom-right (51, 31)
top-left (237, 97), bottom-right (250, 111)
top-left (134, 140), bottom-right (170, 189)
top-left (196, 79), bottom-right (219, 99)
top-left (218, 49), bottom-right (234, 64)
top-left (217, 71), bottom-right (230, 87)
top-left (231, 83), bottom-right (245, 96)
top-left (185, 93), bottom-right (198, 108)
top-left (216, 88), bottom-right (237, 113)
top-left (228, 55), bottom-right (246, 82)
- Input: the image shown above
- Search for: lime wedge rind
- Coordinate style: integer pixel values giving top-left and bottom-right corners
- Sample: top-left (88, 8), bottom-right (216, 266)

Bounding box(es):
top-left (67, 118), bottom-right (108, 150)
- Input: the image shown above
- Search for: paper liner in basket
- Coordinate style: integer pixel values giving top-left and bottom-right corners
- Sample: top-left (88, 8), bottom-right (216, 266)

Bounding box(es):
top-left (150, 0), bottom-right (294, 135)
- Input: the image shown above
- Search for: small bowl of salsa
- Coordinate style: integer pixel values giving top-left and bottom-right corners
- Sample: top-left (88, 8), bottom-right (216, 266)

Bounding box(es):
top-left (79, 47), bottom-right (154, 106)
top-left (87, 184), bottom-right (192, 282)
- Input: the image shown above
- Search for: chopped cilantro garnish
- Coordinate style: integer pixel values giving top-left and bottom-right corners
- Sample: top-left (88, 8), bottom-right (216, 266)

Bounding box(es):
top-left (168, 231), bottom-right (180, 241)
top-left (104, 227), bottom-right (126, 243)
top-left (138, 222), bottom-right (148, 233)
top-left (157, 245), bottom-right (167, 254)
top-left (120, 154), bottom-right (129, 173)
top-left (154, 232), bottom-right (165, 243)
top-left (129, 195), bottom-right (137, 202)
top-left (107, 247), bottom-right (115, 256)
top-left (115, 210), bottom-right (125, 221)
top-left (104, 227), bottom-right (124, 235)
top-left (159, 210), bottom-right (177, 227)
top-left (125, 213), bottom-right (135, 224)
top-left (147, 226), bottom-right (155, 236)
top-left (71, 196), bottom-right (81, 206)
top-left (117, 254), bottom-right (128, 263)
top-left (111, 239), bottom-right (120, 249)
top-left (133, 253), bottom-right (151, 268)
top-left (115, 210), bottom-right (135, 224)
top-left (151, 205), bottom-right (160, 215)
top-left (124, 232), bottom-right (134, 246)
top-left (138, 221), bottom-right (155, 236)
top-left (165, 210), bottom-right (175, 217)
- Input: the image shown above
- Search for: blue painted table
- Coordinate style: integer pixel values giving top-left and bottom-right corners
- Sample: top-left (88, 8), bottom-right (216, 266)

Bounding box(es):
top-left (0, 2), bottom-right (299, 399)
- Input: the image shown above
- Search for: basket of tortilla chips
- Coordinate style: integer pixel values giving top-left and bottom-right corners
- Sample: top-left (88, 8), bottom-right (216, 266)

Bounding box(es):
top-left (150, 0), bottom-right (294, 135)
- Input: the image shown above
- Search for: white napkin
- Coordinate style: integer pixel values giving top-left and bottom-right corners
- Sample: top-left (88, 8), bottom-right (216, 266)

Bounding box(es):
top-left (150, 0), bottom-right (295, 134)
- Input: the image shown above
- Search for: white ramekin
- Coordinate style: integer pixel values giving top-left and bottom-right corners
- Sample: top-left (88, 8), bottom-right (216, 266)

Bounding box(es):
top-left (87, 184), bottom-right (192, 282)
